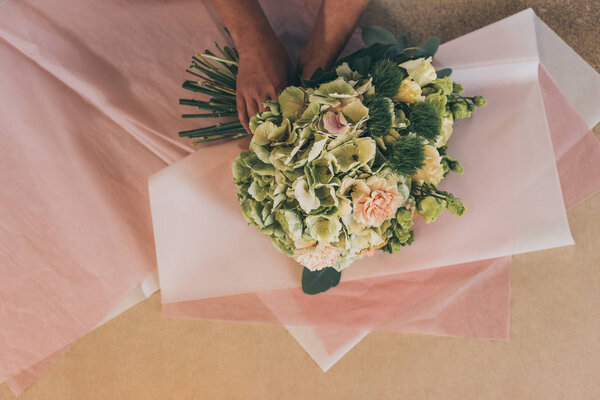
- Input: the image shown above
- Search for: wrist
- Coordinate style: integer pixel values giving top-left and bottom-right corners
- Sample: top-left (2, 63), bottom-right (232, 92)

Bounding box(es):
top-left (234, 25), bottom-right (280, 54)
top-left (298, 42), bottom-right (337, 77)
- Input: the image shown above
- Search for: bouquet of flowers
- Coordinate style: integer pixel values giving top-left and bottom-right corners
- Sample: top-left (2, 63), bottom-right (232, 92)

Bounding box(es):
top-left (180, 27), bottom-right (486, 294)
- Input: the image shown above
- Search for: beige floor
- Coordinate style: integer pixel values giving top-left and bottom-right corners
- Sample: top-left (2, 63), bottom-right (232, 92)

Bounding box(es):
top-left (2, 1), bottom-right (599, 399)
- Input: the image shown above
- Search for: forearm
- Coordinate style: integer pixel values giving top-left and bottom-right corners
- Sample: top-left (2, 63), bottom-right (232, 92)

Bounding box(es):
top-left (210, 0), bottom-right (279, 51)
top-left (299, 0), bottom-right (370, 77)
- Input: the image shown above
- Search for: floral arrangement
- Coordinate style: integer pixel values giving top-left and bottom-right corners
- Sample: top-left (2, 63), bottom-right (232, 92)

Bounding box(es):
top-left (179, 27), bottom-right (486, 294)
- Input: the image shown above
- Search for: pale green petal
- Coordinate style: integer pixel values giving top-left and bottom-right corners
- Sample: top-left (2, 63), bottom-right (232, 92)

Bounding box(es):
top-left (314, 185), bottom-right (339, 209)
top-left (335, 62), bottom-right (353, 80)
top-left (252, 120), bottom-right (287, 146)
top-left (244, 153), bottom-right (275, 176)
top-left (307, 137), bottom-right (328, 162)
top-left (330, 137), bottom-right (376, 172)
top-left (278, 86), bottom-right (306, 121)
top-left (297, 102), bottom-right (321, 126)
top-left (293, 177), bottom-right (320, 213)
top-left (248, 180), bottom-right (268, 202)
top-left (316, 77), bottom-right (357, 98)
top-left (308, 93), bottom-right (341, 107)
top-left (349, 228), bottom-right (384, 249)
top-left (232, 153), bottom-right (251, 183)
top-left (341, 98), bottom-right (369, 124)
top-left (309, 152), bottom-right (336, 185)
top-left (326, 129), bottom-right (363, 151)
top-left (249, 142), bottom-right (271, 164)
top-left (306, 215), bottom-right (342, 244)
top-left (275, 209), bottom-right (303, 241)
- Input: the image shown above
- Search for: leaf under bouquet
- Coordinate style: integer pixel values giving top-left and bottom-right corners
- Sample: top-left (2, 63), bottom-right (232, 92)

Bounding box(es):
top-left (180, 28), bottom-right (486, 293)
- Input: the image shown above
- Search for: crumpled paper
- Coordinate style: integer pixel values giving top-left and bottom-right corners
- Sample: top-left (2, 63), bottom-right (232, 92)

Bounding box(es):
top-left (152, 9), bottom-right (600, 370)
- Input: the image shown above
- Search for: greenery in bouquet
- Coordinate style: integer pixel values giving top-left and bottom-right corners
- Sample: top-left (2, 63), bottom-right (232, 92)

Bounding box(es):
top-left (180, 26), bottom-right (486, 294)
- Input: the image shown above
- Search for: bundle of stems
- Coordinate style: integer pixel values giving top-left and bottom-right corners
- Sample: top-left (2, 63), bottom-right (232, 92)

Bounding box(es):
top-left (179, 38), bottom-right (246, 144)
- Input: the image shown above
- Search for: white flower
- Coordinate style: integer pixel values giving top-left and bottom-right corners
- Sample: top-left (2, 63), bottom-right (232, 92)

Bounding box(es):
top-left (412, 145), bottom-right (444, 185)
top-left (393, 78), bottom-right (422, 104)
top-left (399, 57), bottom-right (437, 87)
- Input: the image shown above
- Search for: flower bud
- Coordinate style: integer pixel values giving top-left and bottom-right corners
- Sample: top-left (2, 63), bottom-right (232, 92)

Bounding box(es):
top-left (417, 195), bottom-right (446, 224)
top-left (452, 82), bottom-right (464, 94)
top-left (451, 102), bottom-right (471, 119)
top-left (473, 96), bottom-right (487, 107)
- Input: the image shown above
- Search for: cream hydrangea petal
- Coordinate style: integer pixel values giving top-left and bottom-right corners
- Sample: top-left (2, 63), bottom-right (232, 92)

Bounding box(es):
top-left (293, 177), bottom-right (320, 213)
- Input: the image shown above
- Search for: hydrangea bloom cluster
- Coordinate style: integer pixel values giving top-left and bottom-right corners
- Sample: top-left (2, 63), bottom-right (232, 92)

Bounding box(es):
top-left (232, 57), bottom-right (484, 273)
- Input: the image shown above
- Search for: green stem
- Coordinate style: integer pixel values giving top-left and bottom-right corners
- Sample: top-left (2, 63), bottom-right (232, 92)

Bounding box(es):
top-left (182, 112), bottom-right (238, 118)
top-left (193, 132), bottom-right (248, 145)
top-left (179, 99), bottom-right (236, 111)
top-left (202, 52), bottom-right (239, 67)
top-left (190, 58), bottom-right (236, 86)
top-left (179, 122), bottom-right (244, 138)
top-left (182, 82), bottom-right (236, 102)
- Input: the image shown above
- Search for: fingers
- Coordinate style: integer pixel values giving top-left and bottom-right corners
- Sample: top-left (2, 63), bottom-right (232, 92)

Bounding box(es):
top-left (245, 95), bottom-right (259, 122)
top-left (236, 93), bottom-right (250, 133)
top-left (266, 87), bottom-right (279, 105)
top-left (237, 87), bottom-right (282, 134)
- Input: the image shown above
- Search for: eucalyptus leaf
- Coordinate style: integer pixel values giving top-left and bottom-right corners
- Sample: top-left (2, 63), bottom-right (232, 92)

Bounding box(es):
top-left (436, 68), bottom-right (452, 78)
top-left (362, 25), bottom-right (397, 47)
top-left (396, 34), bottom-right (408, 50)
top-left (336, 43), bottom-right (393, 67)
top-left (301, 67), bottom-right (338, 88)
top-left (350, 55), bottom-right (372, 77)
top-left (415, 37), bottom-right (440, 58)
top-left (301, 266), bottom-right (341, 295)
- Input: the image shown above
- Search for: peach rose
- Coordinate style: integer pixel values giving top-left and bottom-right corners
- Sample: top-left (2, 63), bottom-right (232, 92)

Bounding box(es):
top-left (412, 145), bottom-right (444, 185)
top-left (293, 241), bottom-right (340, 271)
top-left (353, 176), bottom-right (404, 227)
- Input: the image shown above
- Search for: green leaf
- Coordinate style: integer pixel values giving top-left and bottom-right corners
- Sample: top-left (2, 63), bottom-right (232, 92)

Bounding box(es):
top-left (301, 266), bottom-right (341, 295)
top-left (397, 34), bottom-right (408, 49)
top-left (415, 37), bottom-right (440, 58)
top-left (362, 25), bottom-right (397, 46)
top-left (436, 68), bottom-right (452, 78)
top-left (350, 55), bottom-right (372, 77)
top-left (336, 43), bottom-right (394, 67)
top-left (301, 67), bottom-right (338, 88)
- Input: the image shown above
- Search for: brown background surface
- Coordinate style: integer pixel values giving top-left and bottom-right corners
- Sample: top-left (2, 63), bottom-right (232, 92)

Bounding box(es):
top-left (2, 1), bottom-right (599, 399)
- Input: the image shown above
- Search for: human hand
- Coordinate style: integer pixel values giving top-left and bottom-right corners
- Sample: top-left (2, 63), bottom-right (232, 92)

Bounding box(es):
top-left (236, 37), bottom-right (294, 132)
